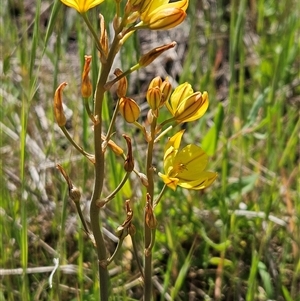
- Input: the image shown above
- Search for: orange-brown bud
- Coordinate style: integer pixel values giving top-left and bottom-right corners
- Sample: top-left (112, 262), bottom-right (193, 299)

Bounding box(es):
top-left (123, 134), bottom-right (134, 172)
top-left (101, 134), bottom-right (124, 156)
top-left (148, 76), bottom-right (162, 89)
top-left (54, 82), bottom-right (67, 127)
top-left (147, 86), bottom-right (162, 110)
top-left (145, 194), bottom-right (157, 229)
top-left (160, 78), bottom-right (172, 106)
top-left (139, 42), bottom-right (176, 67)
top-left (114, 68), bottom-right (128, 98)
top-left (81, 55), bottom-right (92, 98)
top-left (119, 97), bottom-right (140, 123)
top-left (99, 14), bottom-right (108, 61)
top-left (116, 199), bottom-right (133, 238)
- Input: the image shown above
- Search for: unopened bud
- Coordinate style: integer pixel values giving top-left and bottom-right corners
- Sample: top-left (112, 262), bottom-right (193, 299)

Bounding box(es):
top-left (114, 68), bottom-right (128, 98)
top-left (123, 134), bottom-right (134, 172)
top-left (147, 86), bottom-right (162, 110)
top-left (148, 76), bottom-right (162, 89)
top-left (174, 91), bottom-right (209, 123)
top-left (56, 164), bottom-right (81, 203)
top-left (54, 82), bottom-right (67, 127)
top-left (108, 140), bottom-right (124, 156)
top-left (99, 14), bottom-right (108, 61)
top-left (116, 225), bottom-right (129, 239)
top-left (81, 55), bottom-right (92, 98)
top-left (128, 224), bottom-right (136, 236)
top-left (119, 97), bottom-right (140, 123)
top-left (160, 78), bottom-right (172, 106)
top-left (138, 172), bottom-right (149, 187)
top-left (146, 9), bottom-right (186, 30)
top-left (145, 194), bottom-right (157, 229)
top-left (70, 186), bottom-right (81, 203)
top-left (139, 42), bottom-right (176, 67)
top-left (147, 109), bottom-right (154, 124)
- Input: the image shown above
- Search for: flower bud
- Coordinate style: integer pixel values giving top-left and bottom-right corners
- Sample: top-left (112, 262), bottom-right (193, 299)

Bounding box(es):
top-left (145, 195), bottom-right (157, 229)
top-left (174, 91), bottom-right (209, 123)
top-left (146, 8), bottom-right (186, 30)
top-left (128, 224), bottom-right (136, 236)
top-left (108, 140), bottom-right (124, 156)
top-left (81, 55), bottom-right (92, 98)
top-left (116, 225), bottom-right (129, 239)
top-left (56, 164), bottom-right (81, 203)
top-left (101, 134), bottom-right (124, 156)
top-left (114, 68), bottom-right (128, 98)
top-left (99, 14), bottom-right (108, 61)
top-left (139, 42), bottom-right (176, 67)
top-left (53, 82), bottom-right (67, 127)
top-left (138, 172), bottom-right (149, 187)
top-left (148, 76), bottom-right (162, 89)
top-left (119, 97), bottom-right (140, 123)
top-left (123, 134), bottom-right (134, 172)
top-left (147, 86), bottom-right (162, 110)
top-left (127, 0), bottom-right (144, 12)
top-left (69, 186), bottom-right (81, 203)
top-left (147, 109), bottom-right (154, 124)
top-left (160, 78), bottom-right (172, 106)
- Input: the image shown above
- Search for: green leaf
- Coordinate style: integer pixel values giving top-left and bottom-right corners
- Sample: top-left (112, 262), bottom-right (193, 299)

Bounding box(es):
top-left (43, 0), bottom-right (62, 54)
top-left (281, 285), bottom-right (293, 301)
top-left (258, 261), bottom-right (273, 298)
top-left (201, 103), bottom-right (224, 156)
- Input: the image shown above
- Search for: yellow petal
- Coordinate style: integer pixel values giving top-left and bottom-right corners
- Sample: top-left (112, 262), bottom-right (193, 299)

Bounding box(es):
top-left (146, 8), bottom-right (187, 30)
top-left (164, 130), bottom-right (185, 153)
top-left (167, 82), bottom-right (193, 113)
top-left (174, 144), bottom-right (208, 177)
top-left (158, 173), bottom-right (179, 190)
top-left (60, 0), bottom-right (104, 13)
top-left (178, 171), bottom-right (217, 190)
top-left (174, 91), bottom-right (209, 123)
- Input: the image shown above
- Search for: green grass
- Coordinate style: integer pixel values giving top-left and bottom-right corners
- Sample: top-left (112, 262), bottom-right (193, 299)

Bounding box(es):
top-left (1, 0), bottom-right (299, 300)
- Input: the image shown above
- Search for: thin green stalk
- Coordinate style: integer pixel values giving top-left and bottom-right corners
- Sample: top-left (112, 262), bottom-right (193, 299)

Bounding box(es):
top-left (131, 233), bottom-right (145, 279)
top-left (106, 238), bottom-right (124, 265)
top-left (81, 13), bottom-right (106, 60)
top-left (153, 184), bottom-right (167, 208)
top-left (102, 173), bottom-right (130, 205)
top-left (74, 202), bottom-right (90, 235)
top-left (60, 126), bottom-right (94, 162)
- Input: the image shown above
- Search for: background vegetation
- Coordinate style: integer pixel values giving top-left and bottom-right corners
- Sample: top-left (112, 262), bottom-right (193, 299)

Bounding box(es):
top-left (1, 0), bottom-right (299, 300)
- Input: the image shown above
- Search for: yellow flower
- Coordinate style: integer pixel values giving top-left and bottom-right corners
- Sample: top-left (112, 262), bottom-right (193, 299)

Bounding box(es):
top-left (158, 130), bottom-right (217, 190)
top-left (60, 0), bottom-right (104, 13)
top-left (166, 82), bottom-right (209, 123)
top-left (136, 0), bottom-right (188, 30)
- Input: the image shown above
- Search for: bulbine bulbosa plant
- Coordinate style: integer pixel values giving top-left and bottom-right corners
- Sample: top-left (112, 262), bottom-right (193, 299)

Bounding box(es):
top-left (53, 0), bottom-right (217, 300)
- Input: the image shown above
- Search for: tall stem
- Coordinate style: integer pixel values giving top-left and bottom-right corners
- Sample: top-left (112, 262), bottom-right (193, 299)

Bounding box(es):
top-left (89, 22), bottom-right (125, 301)
top-left (144, 117), bottom-right (157, 301)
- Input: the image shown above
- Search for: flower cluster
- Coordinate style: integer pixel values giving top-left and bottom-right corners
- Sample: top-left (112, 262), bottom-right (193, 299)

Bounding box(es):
top-left (60, 0), bottom-right (188, 31)
top-left (116, 76), bottom-right (216, 191)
